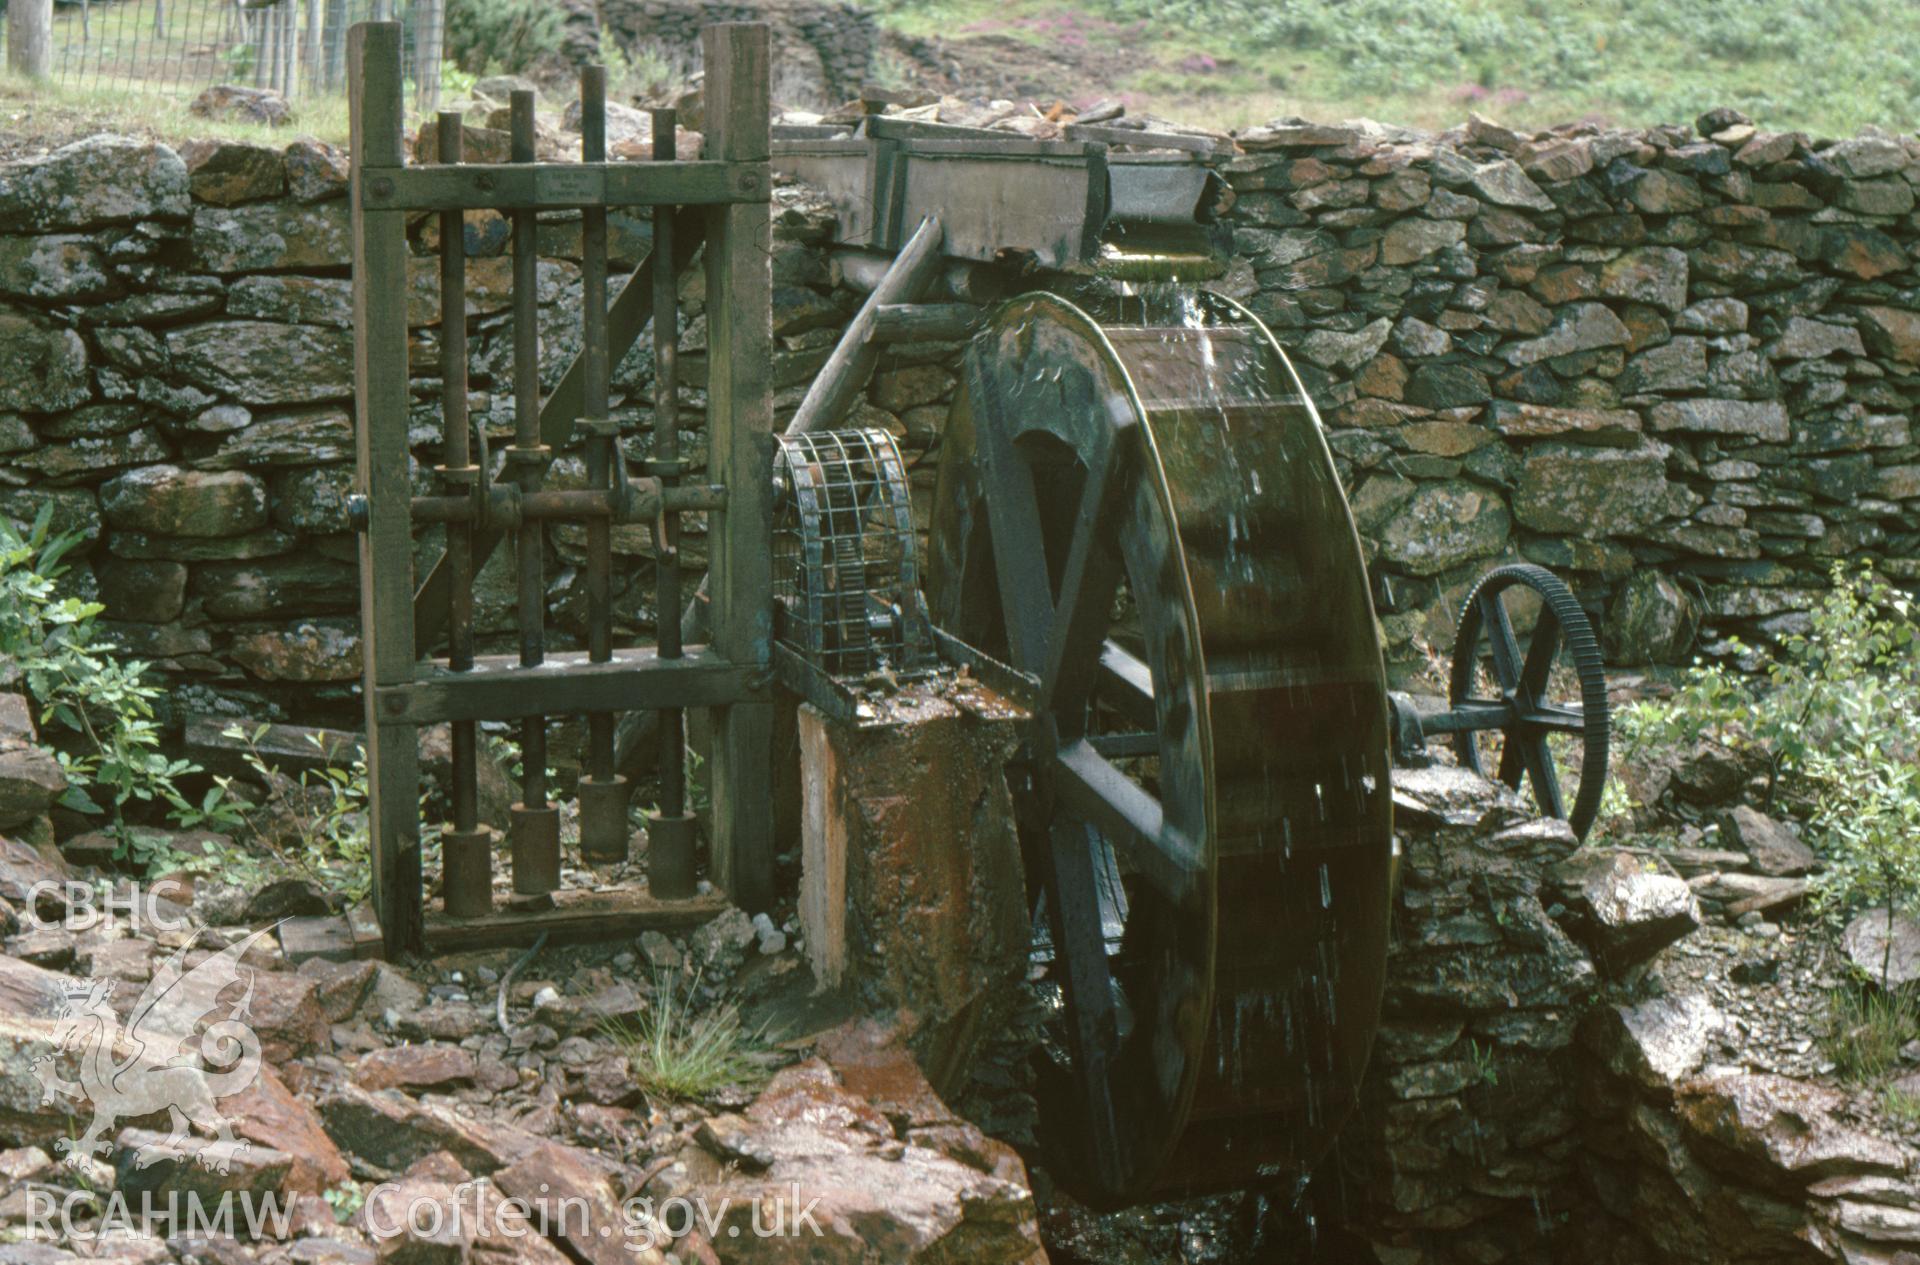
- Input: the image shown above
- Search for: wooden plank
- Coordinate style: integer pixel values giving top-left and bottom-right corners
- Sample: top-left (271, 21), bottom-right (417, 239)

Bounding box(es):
top-left (361, 160), bottom-right (769, 211)
top-left (424, 885), bottom-right (731, 953)
top-left (702, 22), bottom-right (776, 914)
top-left (349, 20), bottom-right (424, 960)
top-left (787, 215), bottom-right (944, 436)
top-left (411, 206), bottom-right (707, 656)
top-left (376, 646), bottom-right (761, 724)
top-left (184, 716), bottom-right (357, 778)
top-left (797, 704), bottom-right (847, 988)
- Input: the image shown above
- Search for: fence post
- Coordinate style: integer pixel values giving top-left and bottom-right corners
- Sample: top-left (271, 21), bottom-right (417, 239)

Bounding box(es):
top-left (9, 0), bottom-right (50, 77)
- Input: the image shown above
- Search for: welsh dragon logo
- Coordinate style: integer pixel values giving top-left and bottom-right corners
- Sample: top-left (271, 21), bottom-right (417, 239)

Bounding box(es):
top-left (30, 927), bottom-right (270, 1174)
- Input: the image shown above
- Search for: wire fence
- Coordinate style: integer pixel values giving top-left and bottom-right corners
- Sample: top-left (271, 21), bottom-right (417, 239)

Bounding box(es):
top-left (4, 0), bottom-right (445, 111)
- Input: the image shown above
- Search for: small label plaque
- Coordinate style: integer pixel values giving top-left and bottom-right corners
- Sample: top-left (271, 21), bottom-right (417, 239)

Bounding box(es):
top-left (535, 166), bottom-right (605, 204)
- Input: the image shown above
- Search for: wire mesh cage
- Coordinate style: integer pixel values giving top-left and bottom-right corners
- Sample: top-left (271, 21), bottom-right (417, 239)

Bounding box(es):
top-left (772, 428), bottom-right (932, 678)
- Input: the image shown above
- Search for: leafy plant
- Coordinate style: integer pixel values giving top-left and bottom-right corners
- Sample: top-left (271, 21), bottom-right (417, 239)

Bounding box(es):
top-left (443, 0), bottom-right (565, 76)
top-left (0, 509), bottom-right (242, 869)
top-left (322, 1182), bottom-right (366, 1224)
top-left (220, 724), bottom-right (371, 903)
top-left (1466, 1038), bottom-right (1499, 1087)
top-left (603, 971), bottom-right (767, 1100)
top-left (1616, 563), bottom-right (1920, 977)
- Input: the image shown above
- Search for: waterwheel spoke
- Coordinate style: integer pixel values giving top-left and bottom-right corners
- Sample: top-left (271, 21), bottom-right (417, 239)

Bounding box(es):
top-left (1520, 736), bottom-right (1566, 819)
top-left (1496, 735), bottom-right (1526, 789)
top-left (973, 412), bottom-right (1057, 675)
top-left (1097, 641), bottom-right (1157, 728)
top-left (1041, 818), bottom-right (1128, 1190)
top-left (1044, 428), bottom-right (1134, 726)
top-left (1525, 703), bottom-right (1587, 733)
top-left (1518, 613), bottom-right (1560, 702)
top-left (1479, 592), bottom-right (1524, 694)
top-left (1054, 739), bottom-right (1202, 903)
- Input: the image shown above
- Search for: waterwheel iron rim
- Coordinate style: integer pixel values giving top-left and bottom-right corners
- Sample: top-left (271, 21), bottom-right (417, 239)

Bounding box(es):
top-left (1448, 562), bottom-right (1611, 839)
top-left (927, 288), bottom-right (1395, 1204)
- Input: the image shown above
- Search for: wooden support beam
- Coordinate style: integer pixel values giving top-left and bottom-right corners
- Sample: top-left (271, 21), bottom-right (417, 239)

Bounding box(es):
top-left (411, 207), bottom-right (707, 656)
top-left (787, 215), bottom-right (945, 436)
top-left (869, 302), bottom-right (984, 344)
top-left (360, 160), bottom-right (768, 212)
top-left (374, 646), bottom-right (761, 724)
top-left (424, 886), bottom-right (732, 953)
top-left (349, 20), bottom-right (424, 959)
top-left (702, 22), bottom-right (776, 914)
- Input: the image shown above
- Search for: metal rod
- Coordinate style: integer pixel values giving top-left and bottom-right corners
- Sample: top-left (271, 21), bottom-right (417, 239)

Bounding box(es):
top-left (505, 87), bottom-right (561, 898)
top-left (577, 63), bottom-right (630, 864)
top-left (437, 109), bottom-right (488, 915)
top-left (651, 107), bottom-right (686, 821)
top-left (438, 110), bottom-right (480, 841)
top-left (508, 90), bottom-right (549, 813)
top-left (404, 482), bottom-right (727, 524)
top-left (581, 65), bottom-right (614, 785)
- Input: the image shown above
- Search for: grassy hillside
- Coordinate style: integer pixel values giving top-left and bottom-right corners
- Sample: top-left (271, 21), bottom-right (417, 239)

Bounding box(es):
top-left (873, 0), bottom-right (1920, 137)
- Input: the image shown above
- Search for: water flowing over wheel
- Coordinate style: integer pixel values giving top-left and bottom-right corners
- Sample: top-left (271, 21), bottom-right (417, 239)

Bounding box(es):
top-left (926, 290), bottom-right (1395, 1204)
top-left (1448, 563), bottom-right (1611, 838)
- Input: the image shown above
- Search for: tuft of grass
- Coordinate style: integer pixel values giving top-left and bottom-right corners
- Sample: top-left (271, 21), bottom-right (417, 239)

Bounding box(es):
top-left (1880, 1085), bottom-right (1920, 1127)
top-left (1824, 985), bottom-right (1920, 1085)
top-left (603, 971), bottom-right (767, 1100)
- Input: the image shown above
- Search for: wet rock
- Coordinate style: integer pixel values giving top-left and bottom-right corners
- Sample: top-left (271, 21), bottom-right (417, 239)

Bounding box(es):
top-left (1599, 246), bottom-right (1689, 312)
top-left (352, 1044), bottom-right (476, 1093)
top-left (94, 557), bottom-right (188, 623)
top-left (1841, 908), bottom-right (1920, 988)
top-left (285, 139), bottom-right (350, 203)
top-left (0, 747), bottom-right (65, 830)
top-left (1676, 1074), bottom-right (1908, 1186)
top-left (0, 235), bottom-right (111, 300)
top-left (1606, 570), bottom-right (1693, 665)
top-left (1552, 848), bottom-right (1701, 973)
top-left (166, 321), bottom-right (355, 404)
top-left (1375, 480), bottom-right (1509, 576)
top-left (1504, 302), bottom-right (1631, 366)
top-left (179, 139), bottom-right (287, 206)
top-left (229, 619), bottom-right (361, 682)
top-left (491, 1142), bottom-right (644, 1265)
top-left (1670, 739), bottom-right (1748, 803)
top-left (1514, 440), bottom-right (1668, 535)
top-left (318, 1083), bottom-right (542, 1175)
top-left (690, 905), bottom-right (757, 980)
top-left (680, 1057), bottom-right (1043, 1264)
top-left (1721, 806), bottom-right (1816, 878)
top-left (219, 1061), bottom-right (348, 1195)
top-left (1586, 992), bottom-right (1723, 1092)
top-left (0, 136), bottom-right (189, 231)
top-left (100, 465), bottom-right (268, 537)
top-left (0, 307), bottom-right (90, 413)
top-left (114, 1126), bottom-right (293, 1201)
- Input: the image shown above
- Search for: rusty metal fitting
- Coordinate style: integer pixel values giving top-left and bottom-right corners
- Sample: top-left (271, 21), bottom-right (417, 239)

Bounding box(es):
top-left (644, 810), bottom-right (698, 900)
top-left (440, 825), bottom-right (494, 918)
top-left (576, 775), bottom-right (633, 863)
top-left (508, 802), bottom-right (562, 896)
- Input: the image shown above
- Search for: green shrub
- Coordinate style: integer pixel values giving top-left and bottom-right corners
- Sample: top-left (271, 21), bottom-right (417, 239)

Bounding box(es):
top-left (443, 0), bottom-right (565, 76)
top-left (220, 723), bottom-right (372, 903)
top-left (0, 509), bottom-right (241, 870)
top-left (1615, 563), bottom-right (1920, 963)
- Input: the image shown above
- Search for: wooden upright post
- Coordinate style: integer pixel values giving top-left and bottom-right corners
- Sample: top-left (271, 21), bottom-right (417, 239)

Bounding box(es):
top-left (350, 21), bottom-right (424, 957)
top-left (7, 0), bottom-right (51, 78)
top-left (702, 22), bottom-right (775, 912)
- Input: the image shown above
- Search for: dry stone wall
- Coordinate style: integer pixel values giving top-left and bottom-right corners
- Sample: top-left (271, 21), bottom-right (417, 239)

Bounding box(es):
top-left (1212, 112), bottom-right (1920, 678)
top-left (3, 109), bottom-right (1920, 726)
